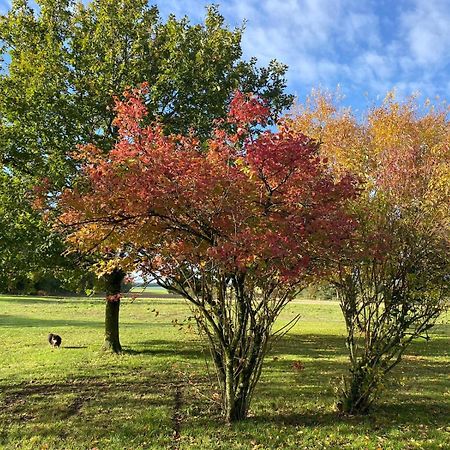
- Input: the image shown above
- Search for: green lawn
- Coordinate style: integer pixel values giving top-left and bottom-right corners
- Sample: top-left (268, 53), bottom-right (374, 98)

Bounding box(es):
top-left (0, 294), bottom-right (448, 449)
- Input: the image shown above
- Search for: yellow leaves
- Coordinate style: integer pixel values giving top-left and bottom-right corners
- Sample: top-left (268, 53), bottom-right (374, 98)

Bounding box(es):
top-left (285, 89), bottom-right (365, 176)
top-left (66, 224), bottom-right (100, 251)
top-left (287, 89), bottom-right (449, 188)
top-left (94, 255), bottom-right (135, 277)
top-left (286, 88), bottom-right (450, 242)
top-left (94, 259), bottom-right (120, 277)
top-left (235, 156), bottom-right (253, 177)
top-left (368, 91), bottom-right (449, 165)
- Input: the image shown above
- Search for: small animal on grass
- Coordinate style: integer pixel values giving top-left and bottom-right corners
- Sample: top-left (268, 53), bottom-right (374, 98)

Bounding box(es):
top-left (48, 333), bottom-right (62, 348)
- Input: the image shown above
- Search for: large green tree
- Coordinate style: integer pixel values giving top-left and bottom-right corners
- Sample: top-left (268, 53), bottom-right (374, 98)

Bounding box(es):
top-left (0, 0), bottom-right (293, 352)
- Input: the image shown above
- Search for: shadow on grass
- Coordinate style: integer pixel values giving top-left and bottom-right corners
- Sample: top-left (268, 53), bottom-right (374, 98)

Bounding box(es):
top-left (63, 346), bottom-right (88, 349)
top-left (123, 339), bottom-right (206, 360)
top-left (248, 398), bottom-right (450, 428)
top-left (272, 332), bottom-right (450, 358)
top-left (0, 295), bottom-right (184, 305)
top-left (0, 315), bottom-right (103, 328)
top-left (1, 376), bottom-right (174, 400)
top-left (270, 333), bottom-right (347, 358)
top-left (0, 376), bottom-right (176, 447)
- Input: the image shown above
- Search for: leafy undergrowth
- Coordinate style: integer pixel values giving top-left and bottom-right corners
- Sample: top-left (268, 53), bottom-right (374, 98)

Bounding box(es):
top-left (0, 295), bottom-right (448, 449)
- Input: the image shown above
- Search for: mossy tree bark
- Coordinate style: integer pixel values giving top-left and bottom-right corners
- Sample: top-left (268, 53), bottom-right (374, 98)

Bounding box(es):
top-left (102, 268), bottom-right (125, 353)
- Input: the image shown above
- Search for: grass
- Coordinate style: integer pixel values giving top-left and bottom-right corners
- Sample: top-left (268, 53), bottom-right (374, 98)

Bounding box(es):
top-left (0, 294), bottom-right (448, 449)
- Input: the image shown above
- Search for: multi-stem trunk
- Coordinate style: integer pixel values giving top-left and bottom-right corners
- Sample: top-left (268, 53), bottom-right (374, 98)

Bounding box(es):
top-left (223, 354), bottom-right (253, 422)
top-left (338, 363), bottom-right (378, 414)
top-left (212, 326), bottom-right (266, 423)
top-left (164, 272), bottom-right (287, 423)
top-left (103, 268), bottom-right (125, 353)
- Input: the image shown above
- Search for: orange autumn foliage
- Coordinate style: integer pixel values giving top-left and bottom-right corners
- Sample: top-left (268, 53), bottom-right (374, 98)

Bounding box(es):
top-left (285, 90), bottom-right (449, 244)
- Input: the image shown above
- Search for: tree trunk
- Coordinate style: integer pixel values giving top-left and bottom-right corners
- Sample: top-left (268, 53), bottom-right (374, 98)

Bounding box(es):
top-left (338, 365), bottom-right (376, 415)
top-left (223, 357), bottom-right (250, 422)
top-left (102, 268), bottom-right (125, 353)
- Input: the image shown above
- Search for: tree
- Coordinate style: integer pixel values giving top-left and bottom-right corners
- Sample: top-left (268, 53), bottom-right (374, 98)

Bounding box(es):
top-left (57, 87), bottom-right (358, 421)
top-left (0, 0), bottom-right (293, 352)
top-left (0, 0), bottom-right (292, 176)
top-left (0, 173), bottom-right (59, 292)
top-left (0, 173), bottom-right (98, 295)
top-left (286, 91), bottom-right (449, 414)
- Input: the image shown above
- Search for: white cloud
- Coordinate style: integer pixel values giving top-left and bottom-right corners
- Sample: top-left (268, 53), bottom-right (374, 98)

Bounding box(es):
top-left (401, 0), bottom-right (450, 67)
top-left (344, 12), bottom-right (381, 47)
top-left (1, 0), bottom-right (448, 105)
top-left (212, 0), bottom-right (450, 101)
top-left (215, 1), bottom-right (389, 94)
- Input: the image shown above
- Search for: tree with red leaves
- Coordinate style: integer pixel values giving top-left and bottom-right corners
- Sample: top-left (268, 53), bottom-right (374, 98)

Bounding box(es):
top-left (59, 86), bottom-right (358, 422)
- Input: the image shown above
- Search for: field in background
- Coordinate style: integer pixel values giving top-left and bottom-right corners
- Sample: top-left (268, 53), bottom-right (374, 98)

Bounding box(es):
top-left (129, 285), bottom-right (182, 298)
top-left (0, 294), bottom-right (448, 449)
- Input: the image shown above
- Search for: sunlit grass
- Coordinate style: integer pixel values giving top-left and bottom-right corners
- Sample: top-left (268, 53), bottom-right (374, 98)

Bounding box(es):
top-left (0, 294), bottom-right (448, 449)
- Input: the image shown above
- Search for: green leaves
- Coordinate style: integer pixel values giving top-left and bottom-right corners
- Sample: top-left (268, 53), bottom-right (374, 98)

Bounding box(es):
top-left (0, 0), bottom-right (293, 290)
top-left (0, 172), bottom-right (64, 291)
top-left (1, 0), bottom-right (292, 182)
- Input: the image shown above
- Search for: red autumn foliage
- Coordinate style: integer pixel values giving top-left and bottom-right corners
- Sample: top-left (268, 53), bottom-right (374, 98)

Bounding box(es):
top-left (60, 87), bottom-right (358, 284)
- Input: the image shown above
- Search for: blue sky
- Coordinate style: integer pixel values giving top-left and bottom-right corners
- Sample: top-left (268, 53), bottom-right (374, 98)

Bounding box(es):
top-left (1, 0), bottom-right (449, 112)
top-left (153, 0), bottom-right (450, 112)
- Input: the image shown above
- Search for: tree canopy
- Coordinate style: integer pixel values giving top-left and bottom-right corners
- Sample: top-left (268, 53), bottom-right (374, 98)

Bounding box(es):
top-left (0, 0), bottom-right (292, 181)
